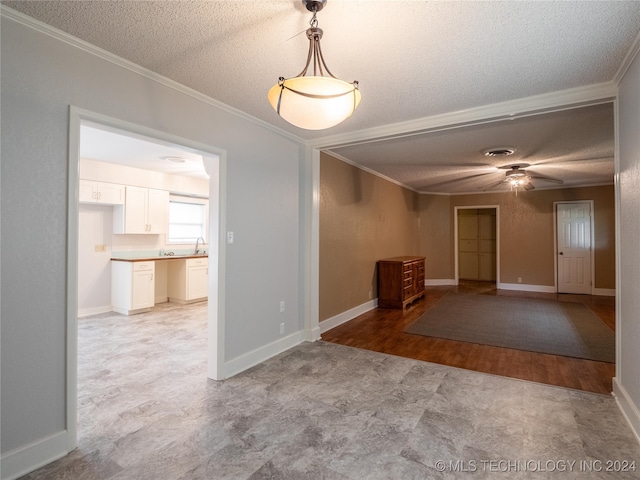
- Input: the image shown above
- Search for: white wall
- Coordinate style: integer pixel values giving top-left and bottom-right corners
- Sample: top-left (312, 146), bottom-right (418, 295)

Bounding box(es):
top-left (78, 204), bottom-right (114, 315)
top-left (0, 11), bottom-right (307, 478)
top-left (614, 42), bottom-right (640, 439)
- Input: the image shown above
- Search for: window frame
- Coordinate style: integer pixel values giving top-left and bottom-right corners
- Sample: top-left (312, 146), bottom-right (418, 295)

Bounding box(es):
top-left (167, 195), bottom-right (209, 245)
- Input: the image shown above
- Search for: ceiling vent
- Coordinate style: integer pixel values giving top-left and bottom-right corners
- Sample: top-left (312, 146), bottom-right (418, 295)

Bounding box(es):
top-left (483, 147), bottom-right (515, 157)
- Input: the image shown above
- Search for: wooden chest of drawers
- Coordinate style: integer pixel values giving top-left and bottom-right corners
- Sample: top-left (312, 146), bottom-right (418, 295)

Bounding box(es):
top-left (377, 256), bottom-right (426, 309)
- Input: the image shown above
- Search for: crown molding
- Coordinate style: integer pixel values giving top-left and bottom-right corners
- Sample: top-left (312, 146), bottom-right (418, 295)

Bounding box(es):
top-left (614, 28), bottom-right (640, 85)
top-left (308, 82), bottom-right (618, 150)
top-left (323, 150), bottom-right (421, 194)
top-left (0, 6), bottom-right (305, 146)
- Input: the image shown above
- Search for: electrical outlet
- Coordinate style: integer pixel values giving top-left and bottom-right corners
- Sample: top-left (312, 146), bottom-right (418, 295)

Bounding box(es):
top-left (94, 244), bottom-right (106, 252)
top-left (517, 277), bottom-right (522, 284)
top-left (280, 301), bottom-right (285, 312)
top-left (280, 322), bottom-right (285, 335)
top-left (227, 231), bottom-right (234, 244)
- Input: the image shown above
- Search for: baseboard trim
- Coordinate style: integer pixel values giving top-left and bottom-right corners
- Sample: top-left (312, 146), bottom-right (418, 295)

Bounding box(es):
top-left (77, 305), bottom-right (112, 317)
top-left (224, 331), bottom-right (305, 379)
top-left (305, 326), bottom-right (322, 342)
top-left (498, 282), bottom-right (557, 293)
top-left (320, 299), bottom-right (378, 334)
top-left (613, 378), bottom-right (640, 445)
top-left (425, 279), bottom-right (457, 286)
top-left (112, 306), bottom-right (150, 315)
top-left (0, 430), bottom-right (69, 480)
top-left (593, 288), bottom-right (616, 297)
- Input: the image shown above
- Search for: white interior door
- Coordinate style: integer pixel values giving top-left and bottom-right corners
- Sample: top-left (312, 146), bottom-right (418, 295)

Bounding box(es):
top-left (557, 202), bottom-right (592, 294)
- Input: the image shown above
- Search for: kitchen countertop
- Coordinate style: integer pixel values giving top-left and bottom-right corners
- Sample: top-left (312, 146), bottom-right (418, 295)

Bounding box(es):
top-left (111, 254), bottom-right (208, 262)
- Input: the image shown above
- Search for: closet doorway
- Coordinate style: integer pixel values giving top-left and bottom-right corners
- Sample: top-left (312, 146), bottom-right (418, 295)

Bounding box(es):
top-left (455, 207), bottom-right (499, 284)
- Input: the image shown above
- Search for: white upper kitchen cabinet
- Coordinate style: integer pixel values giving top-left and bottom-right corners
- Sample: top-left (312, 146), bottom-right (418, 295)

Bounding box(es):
top-left (113, 186), bottom-right (169, 234)
top-left (79, 180), bottom-right (125, 205)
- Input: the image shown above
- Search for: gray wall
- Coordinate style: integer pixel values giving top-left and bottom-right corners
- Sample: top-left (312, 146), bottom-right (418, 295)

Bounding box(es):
top-left (617, 41), bottom-right (640, 436)
top-left (1, 13), bottom-right (306, 459)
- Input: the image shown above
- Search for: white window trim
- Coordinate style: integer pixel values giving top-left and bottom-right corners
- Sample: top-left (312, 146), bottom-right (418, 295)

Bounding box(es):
top-left (168, 194), bottom-right (209, 245)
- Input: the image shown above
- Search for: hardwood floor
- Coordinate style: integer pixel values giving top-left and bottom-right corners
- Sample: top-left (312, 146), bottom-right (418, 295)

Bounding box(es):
top-left (322, 281), bottom-right (616, 395)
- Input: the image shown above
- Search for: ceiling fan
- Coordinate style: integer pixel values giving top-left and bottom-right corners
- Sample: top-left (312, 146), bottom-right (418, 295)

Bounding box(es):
top-left (419, 161), bottom-right (566, 192)
top-left (481, 163), bottom-right (563, 193)
top-left (412, 149), bottom-right (612, 193)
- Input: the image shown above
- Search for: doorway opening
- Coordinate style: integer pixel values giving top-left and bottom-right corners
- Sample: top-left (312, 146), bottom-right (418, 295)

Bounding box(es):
top-left (67, 107), bottom-right (226, 449)
top-left (454, 206), bottom-right (499, 286)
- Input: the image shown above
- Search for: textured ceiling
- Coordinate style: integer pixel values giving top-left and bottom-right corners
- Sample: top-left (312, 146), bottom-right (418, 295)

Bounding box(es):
top-left (329, 102), bottom-right (615, 193)
top-left (4, 1), bottom-right (639, 193)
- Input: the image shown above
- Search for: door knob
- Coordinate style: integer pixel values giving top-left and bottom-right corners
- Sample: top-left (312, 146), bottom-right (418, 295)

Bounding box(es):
top-left (559, 252), bottom-right (564, 255)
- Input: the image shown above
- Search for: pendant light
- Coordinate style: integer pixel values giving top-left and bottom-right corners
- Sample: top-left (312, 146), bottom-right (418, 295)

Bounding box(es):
top-left (267, 0), bottom-right (361, 130)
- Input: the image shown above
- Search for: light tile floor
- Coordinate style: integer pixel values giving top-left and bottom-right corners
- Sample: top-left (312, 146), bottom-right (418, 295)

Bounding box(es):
top-left (20, 302), bottom-right (640, 479)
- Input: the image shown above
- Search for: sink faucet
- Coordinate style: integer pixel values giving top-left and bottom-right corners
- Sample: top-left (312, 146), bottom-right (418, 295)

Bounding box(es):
top-left (194, 237), bottom-right (205, 254)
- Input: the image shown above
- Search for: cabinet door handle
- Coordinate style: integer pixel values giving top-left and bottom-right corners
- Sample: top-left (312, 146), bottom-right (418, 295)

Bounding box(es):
top-left (97, 191), bottom-right (102, 200)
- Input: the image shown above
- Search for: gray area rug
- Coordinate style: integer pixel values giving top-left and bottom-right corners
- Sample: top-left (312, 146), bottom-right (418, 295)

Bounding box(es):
top-left (406, 293), bottom-right (615, 362)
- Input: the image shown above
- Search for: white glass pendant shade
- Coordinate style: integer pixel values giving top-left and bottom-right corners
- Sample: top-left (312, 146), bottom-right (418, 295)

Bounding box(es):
top-left (268, 76), bottom-right (361, 130)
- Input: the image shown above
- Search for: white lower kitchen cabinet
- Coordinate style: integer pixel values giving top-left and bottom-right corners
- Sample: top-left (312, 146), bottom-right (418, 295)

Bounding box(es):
top-left (167, 257), bottom-right (208, 304)
top-left (112, 260), bottom-right (155, 315)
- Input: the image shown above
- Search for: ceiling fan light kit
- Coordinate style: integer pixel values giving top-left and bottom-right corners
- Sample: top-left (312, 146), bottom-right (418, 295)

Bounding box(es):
top-left (267, 0), bottom-right (361, 130)
top-left (474, 146), bottom-right (566, 195)
top-left (506, 167), bottom-right (525, 195)
top-left (484, 164), bottom-right (563, 195)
